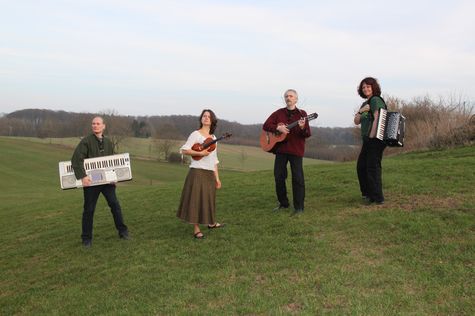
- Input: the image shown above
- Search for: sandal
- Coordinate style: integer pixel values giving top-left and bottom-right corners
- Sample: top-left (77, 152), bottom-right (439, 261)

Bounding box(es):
top-left (208, 223), bottom-right (225, 229)
top-left (194, 232), bottom-right (205, 239)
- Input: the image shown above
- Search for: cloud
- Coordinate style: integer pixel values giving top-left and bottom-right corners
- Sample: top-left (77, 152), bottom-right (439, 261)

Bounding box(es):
top-left (0, 0), bottom-right (473, 126)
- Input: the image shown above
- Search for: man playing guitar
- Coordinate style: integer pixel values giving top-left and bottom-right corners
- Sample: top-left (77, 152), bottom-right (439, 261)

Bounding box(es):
top-left (262, 89), bottom-right (312, 216)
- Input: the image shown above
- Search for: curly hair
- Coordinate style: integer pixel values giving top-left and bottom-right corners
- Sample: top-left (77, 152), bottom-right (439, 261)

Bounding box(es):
top-left (357, 77), bottom-right (381, 99)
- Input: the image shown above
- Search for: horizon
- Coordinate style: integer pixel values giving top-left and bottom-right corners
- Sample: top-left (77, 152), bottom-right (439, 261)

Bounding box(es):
top-left (2, 107), bottom-right (359, 129)
top-left (1, 1), bottom-right (474, 127)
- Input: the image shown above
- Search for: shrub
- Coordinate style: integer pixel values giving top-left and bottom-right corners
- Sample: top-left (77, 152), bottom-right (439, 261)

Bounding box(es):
top-left (385, 95), bottom-right (474, 150)
top-left (167, 152), bottom-right (191, 164)
top-left (430, 114), bottom-right (475, 148)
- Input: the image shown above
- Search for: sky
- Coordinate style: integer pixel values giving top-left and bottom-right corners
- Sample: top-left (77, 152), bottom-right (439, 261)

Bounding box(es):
top-left (1, 0), bottom-right (474, 127)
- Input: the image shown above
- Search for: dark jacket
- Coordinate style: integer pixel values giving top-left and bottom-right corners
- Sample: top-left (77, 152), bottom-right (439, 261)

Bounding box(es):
top-left (71, 134), bottom-right (115, 179)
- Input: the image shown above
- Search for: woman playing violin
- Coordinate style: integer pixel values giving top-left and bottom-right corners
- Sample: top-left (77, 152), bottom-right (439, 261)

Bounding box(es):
top-left (176, 109), bottom-right (224, 239)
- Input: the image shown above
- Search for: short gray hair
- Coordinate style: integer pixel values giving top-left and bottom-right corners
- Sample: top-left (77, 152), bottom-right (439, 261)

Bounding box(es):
top-left (284, 89), bottom-right (298, 98)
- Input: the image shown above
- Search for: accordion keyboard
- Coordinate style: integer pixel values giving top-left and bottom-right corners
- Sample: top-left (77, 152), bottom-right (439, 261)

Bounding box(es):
top-left (376, 109), bottom-right (388, 141)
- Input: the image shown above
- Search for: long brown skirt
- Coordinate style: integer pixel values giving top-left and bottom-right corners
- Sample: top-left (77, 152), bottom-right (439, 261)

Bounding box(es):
top-left (177, 168), bottom-right (216, 225)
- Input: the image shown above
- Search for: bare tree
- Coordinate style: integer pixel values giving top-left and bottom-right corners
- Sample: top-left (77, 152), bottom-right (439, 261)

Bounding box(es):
top-left (239, 148), bottom-right (248, 168)
top-left (155, 139), bottom-right (174, 161)
top-left (100, 109), bottom-right (131, 152)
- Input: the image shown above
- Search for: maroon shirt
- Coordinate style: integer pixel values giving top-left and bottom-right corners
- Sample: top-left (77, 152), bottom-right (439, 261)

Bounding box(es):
top-left (263, 107), bottom-right (311, 157)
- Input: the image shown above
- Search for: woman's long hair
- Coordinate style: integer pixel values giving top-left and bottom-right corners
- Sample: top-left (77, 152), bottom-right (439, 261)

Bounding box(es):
top-left (199, 109), bottom-right (218, 134)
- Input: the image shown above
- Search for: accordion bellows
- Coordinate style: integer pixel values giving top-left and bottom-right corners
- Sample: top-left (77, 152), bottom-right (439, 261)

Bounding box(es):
top-left (58, 153), bottom-right (132, 189)
top-left (376, 109), bottom-right (406, 147)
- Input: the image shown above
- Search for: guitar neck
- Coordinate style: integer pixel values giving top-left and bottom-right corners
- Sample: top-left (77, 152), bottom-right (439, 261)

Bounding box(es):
top-left (287, 121), bottom-right (300, 129)
top-left (286, 115), bottom-right (316, 129)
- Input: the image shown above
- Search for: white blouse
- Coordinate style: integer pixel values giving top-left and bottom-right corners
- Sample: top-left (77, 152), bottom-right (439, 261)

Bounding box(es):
top-left (180, 130), bottom-right (220, 171)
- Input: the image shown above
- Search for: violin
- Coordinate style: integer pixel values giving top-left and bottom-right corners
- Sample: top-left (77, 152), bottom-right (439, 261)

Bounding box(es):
top-left (191, 133), bottom-right (232, 160)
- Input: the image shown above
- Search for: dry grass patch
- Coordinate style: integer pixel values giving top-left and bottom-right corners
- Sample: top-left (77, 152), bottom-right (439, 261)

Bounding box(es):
top-left (381, 194), bottom-right (470, 212)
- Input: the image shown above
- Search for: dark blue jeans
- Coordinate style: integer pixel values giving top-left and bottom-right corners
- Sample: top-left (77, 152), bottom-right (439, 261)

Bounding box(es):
top-left (357, 138), bottom-right (386, 202)
top-left (81, 184), bottom-right (128, 241)
top-left (274, 153), bottom-right (305, 210)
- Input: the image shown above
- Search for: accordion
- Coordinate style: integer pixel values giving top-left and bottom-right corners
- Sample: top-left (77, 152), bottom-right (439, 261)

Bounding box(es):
top-left (58, 153), bottom-right (132, 190)
top-left (376, 109), bottom-right (406, 147)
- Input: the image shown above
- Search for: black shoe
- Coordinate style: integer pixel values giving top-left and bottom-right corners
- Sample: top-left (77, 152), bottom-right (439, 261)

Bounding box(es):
top-left (119, 232), bottom-right (130, 240)
top-left (290, 209), bottom-right (304, 217)
top-left (273, 205), bottom-right (289, 212)
top-left (366, 199), bottom-right (384, 205)
top-left (82, 240), bottom-right (92, 248)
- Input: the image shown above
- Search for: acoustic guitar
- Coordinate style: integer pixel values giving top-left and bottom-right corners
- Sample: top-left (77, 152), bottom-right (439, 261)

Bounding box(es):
top-left (191, 132), bottom-right (232, 160)
top-left (260, 112), bottom-right (318, 152)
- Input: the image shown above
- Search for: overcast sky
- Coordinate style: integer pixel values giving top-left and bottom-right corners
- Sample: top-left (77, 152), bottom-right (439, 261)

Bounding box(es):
top-left (1, 0), bottom-right (474, 127)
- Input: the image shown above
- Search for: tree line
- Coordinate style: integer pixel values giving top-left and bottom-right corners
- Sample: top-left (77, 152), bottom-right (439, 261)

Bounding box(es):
top-left (0, 108), bottom-right (358, 153)
top-left (1, 94), bottom-right (473, 161)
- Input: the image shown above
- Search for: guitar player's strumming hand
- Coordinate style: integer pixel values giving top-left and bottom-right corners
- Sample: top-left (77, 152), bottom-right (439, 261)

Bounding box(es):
top-left (276, 124), bottom-right (289, 134)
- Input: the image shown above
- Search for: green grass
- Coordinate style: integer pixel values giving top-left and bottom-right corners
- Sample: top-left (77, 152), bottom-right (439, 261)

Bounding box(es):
top-left (0, 137), bottom-right (474, 315)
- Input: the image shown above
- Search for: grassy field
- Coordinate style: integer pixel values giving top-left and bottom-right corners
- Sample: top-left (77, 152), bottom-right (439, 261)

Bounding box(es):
top-left (0, 136), bottom-right (474, 315)
top-left (19, 136), bottom-right (331, 171)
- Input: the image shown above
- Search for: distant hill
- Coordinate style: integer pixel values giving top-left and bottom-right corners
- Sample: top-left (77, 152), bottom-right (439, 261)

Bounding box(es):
top-left (0, 108), bottom-right (359, 147)
top-left (4, 96), bottom-right (473, 161)
top-left (0, 109), bottom-right (361, 161)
